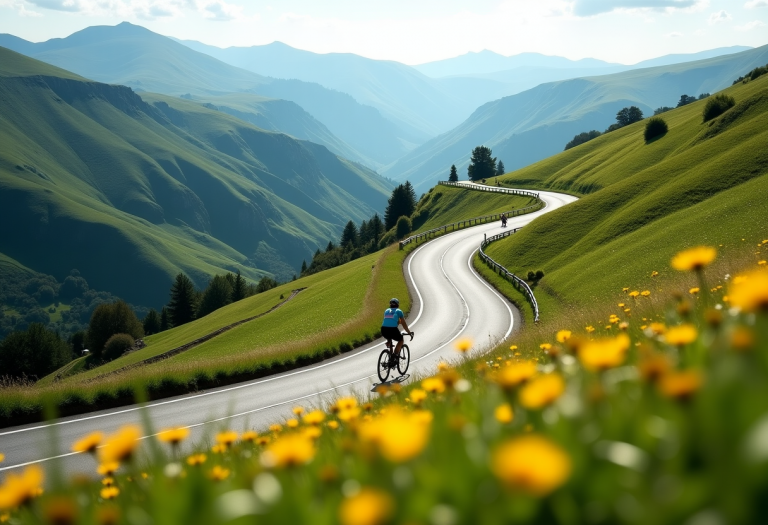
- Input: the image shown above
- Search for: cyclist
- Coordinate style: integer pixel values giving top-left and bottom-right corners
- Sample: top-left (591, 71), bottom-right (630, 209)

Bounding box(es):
top-left (381, 298), bottom-right (412, 363)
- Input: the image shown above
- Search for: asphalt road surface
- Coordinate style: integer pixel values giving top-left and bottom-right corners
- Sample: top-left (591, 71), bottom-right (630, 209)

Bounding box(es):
top-left (0, 187), bottom-right (576, 476)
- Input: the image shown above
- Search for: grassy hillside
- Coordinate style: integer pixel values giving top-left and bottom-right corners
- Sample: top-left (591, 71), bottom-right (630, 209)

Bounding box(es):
top-left (0, 23), bottom-right (409, 167)
top-left (484, 75), bottom-right (768, 318)
top-left (0, 47), bottom-right (391, 306)
top-left (385, 44), bottom-right (768, 191)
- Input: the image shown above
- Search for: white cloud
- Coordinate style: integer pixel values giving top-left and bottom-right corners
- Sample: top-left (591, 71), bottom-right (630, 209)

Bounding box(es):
top-left (571, 0), bottom-right (705, 17)
top-left (707, 10), bottom-right (731, 24)
top-left (27, 0), bottom-right (80, 12)
top-left (735, 19), bottom-right (766, 30)
top-left (744, 0), bottom-right (768, 8)
top-left (200, 0), bottom-right (242, 21)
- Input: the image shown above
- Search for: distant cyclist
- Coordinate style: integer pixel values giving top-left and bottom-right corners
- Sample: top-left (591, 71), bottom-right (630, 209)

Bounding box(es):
top-left (381, 298), bottom-right (412, 361)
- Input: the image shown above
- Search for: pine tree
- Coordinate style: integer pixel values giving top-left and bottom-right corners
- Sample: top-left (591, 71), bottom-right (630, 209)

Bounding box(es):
top-left (404, 181), bottom-right (417, 210)
top-left (160, 307), bottom-right (170, 331)
top-left (301, 260), bottom-right (308, 274)
top-left (197, 275), bottom-right (233, 318)
top-left (340, 220), bottom-right (359, 248)
top-left (467, 146), bottom-right (497, 181)
top-left (448, 164), bottom-right (459, 182)
top-left (231, 270), bottom-right (246, 302)
top-left (384, 184), bottom-right (417, 230)
top-left (369, 214), bottom-right (384, 243)
top-left (359, 220), bottom-right (370, 245)
top-left (496, 161), bottom-right (505, 175)
top-left (168, 273), bottom-right (197, 327)
top-left (326, 241), bottom-right (335, 252)
top-left (143, 309), bottom-right (161, 336)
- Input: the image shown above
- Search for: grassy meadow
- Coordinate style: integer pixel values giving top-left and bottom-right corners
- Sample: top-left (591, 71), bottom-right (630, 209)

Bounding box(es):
top-left (483, 75), bottom-right (768, 320)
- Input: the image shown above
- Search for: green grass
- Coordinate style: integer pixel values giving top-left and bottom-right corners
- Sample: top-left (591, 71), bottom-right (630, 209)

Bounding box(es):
top-left (39, 303), bottom-right (71, 324)
top-left (411, 185), bottom-right (535, 235)
top-left (486, 76), bottom-right (768, 319)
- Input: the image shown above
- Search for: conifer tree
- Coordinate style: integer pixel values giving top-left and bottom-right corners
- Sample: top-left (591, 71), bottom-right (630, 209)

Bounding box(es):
top-left (197, 275), bottom-right (233, 318)
top-left (369, 214), bottom-right (384, 243)
top-left (168, 273), bottom-right (196, 327)
top-left (143, 309), bottom-right (161, 336)
top-left (160, 307), bottom-right (170, 331)
top-left (448, 164), bottom-right (459, 182)
top-left (496, 161), bottom-right (505, 175)
top-left (467, 146), bottom-right (497, 181)
top-left (231, 270), bottom-right (246, 302)
top-left (340, 220), bottom-right (359, 248)
top-left (301, 260), bottom-right (308, 274)
top-left (384, 184), bottom-right (417, 230)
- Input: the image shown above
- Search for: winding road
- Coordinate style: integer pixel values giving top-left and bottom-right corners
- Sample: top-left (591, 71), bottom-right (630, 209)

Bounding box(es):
top-left (0, 187), bottom-right (576, 475)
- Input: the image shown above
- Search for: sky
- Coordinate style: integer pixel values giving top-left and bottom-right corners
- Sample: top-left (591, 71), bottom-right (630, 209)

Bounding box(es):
top-left (0, 0), bottom-right (765, 64)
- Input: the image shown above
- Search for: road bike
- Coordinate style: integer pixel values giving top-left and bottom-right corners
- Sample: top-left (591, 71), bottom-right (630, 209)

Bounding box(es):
top-left (377, 331), bottom-right (413, 382)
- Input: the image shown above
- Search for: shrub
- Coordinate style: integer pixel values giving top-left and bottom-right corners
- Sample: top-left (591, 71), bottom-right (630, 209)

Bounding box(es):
top-left (703, 94), bottom-right (736, 122)
top-left (535, 270), bottom-right (545, 280)
top-left (103, 333), bottom-right (135, 361)
top-left (395, 216), bottom-right (412, 240)
top-left (644, 117), bottom-right (668, 142)
top-left (88, 301), bottom-right (144, 356)
top-left (564, 130), bottom-right (601, 151)
top-left (527, 271), bottom-right (536, 281)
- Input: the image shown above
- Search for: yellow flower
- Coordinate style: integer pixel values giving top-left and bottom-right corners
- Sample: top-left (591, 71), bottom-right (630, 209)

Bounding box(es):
top-left (71, 432), bottom-right (104, 454)
top-left (257, 437), bottom-right (270, 446)
top-left (640, 290), bottom-right (651, 297)
top-left (261, 434), bottom-right (316, 468)
top-left (658, 370), bottom-right (703, 399)
top-left (286, 419), bottom-right (299, 429)
top-left (728, 269), bottom-right (768, 312)
top-left (292, 406), bottom-right (305, 416)
top-left (357, 406), bottom-right (431, 462)
top-left (327, 421), bottom-right (340, 430)
top-left (649, 322), bottom-right (666, 335)
top-left (0, 465), bottom-right (44, 510)
top-left (494, 361), bottom-right (537, 389)
top-left (215, 431), bottom-right (238, 447)
top-left (100, 487), bottom-right (120, 500)
top-left (651, 271), bottom-right (659, 277)
top-left (491, 435), bottom-right (571, 496)
top-left (759, 260), bottom-right (767, 266)
top-left (539, 343), bottom-right (552, 351)
top-left (269, 424), bottom-right (283, 434)
top-left (97, 462), bottom-right (120, 476)
top-left (628, 291), bottom-right (640, 298)
top-left (689, 287), bottom-right (700, 295)
top-left (301, 426), bottom-right (322, 440)
top-left (211, 444), bottom-right (227, 454)
top-left (509, 345), bottom-right (518, 351)
top-left (578, 333), bottom-right (630, 372)
top-left (421, 377), bottom-right (446, 394)
top-left (335, 397), bottom-right (358, 411)
top-left (303, 410), bottom-right (326, 426)
top-left (99, 426), bottom-right (141, 463)
top-left (664, 324), bottom-right (698, 347)
top-left (622, 287), bottom-right (629, 292)
top-left (338, 488), bottom-right (394, 525)
top-left (454, 338), bottom-right (472, 353)
top-left (101, 477), bottom-right (114, 487)
top-left (585, 325), bottom-right (596, 333)
top-left (157, 427), bottom-right (190, 445)
top-left (438, 368), bottom-right (461, 389)
top-left (519, 374), bottom-right (566, 409)
top-left (186, 454), bottom-right (207, 466)
top-left (409, 388), bottom-right (427, 405)
top-left (671, 246), bottom-right (717, 271)
top-left (241, 431), bottom-right (258, 443)
top-left (494, 403), bottom-right (514, 424)
top-left (208, 465), bottom-right (230, 481)
top-left (638, 352), bottom-right (672, 383)
top-left (338, 407), bottom-right (361, 422)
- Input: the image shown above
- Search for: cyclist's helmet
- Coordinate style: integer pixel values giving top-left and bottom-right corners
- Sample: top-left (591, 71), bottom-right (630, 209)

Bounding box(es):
top-left (389, 298), bottom-right (400, 307)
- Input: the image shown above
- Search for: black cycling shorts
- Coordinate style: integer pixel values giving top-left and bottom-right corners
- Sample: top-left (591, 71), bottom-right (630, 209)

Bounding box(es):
top-left (381, 326), bottom-right (403, 342)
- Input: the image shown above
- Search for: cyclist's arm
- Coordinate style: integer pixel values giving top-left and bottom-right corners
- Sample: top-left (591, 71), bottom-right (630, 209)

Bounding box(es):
top-left (398, 315), bottom-right (411, 335)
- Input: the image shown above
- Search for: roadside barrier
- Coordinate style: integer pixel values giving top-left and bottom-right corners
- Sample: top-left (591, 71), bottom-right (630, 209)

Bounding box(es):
top-left (399, 182), bottom-right (542, 249)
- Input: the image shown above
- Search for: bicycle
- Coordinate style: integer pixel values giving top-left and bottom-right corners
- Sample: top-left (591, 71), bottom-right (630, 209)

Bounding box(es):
top-left (377, 331), bottom-right (413, 383)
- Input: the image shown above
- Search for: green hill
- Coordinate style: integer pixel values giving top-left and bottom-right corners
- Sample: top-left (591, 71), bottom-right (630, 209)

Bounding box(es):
top-left (485, 74), bottom-right (768, 318)
top-left (0, 47), bottom-right (391, 307)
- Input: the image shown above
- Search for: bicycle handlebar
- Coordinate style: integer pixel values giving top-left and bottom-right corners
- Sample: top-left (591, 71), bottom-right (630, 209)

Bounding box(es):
top-left (407, 331), bottom-right (414, 341)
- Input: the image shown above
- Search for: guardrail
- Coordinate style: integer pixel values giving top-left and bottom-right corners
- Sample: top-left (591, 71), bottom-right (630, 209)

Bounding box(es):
top-left (439, 180), bottom-right (539, 198)
top-left (399, 183), bottom-right (543, 249)
top-left (479, 229), bottom-right (540, 323)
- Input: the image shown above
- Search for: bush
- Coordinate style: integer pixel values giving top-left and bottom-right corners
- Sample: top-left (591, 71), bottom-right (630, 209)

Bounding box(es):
top-left (644, 117), bottom-right (668, 142)
top-left (395, 216), bottom-right (412, 240)
top-left (703, 94), bottom-right (736, 122)
top-left (535, 270), bottom-right (545, 280)
top-left (527, 271), bottom-right (536, 281)
top-left (88, 301), bottom-right (144, 356)
top-left (103, 333), bottom-right (135, 361)
top-left (564, 130), bottom-right (601, 151)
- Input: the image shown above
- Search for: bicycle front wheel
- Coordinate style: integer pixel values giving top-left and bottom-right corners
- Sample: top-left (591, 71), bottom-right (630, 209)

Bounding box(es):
top-left (397, 344), bottom-right (410, 376)
top-left (377, 349), bottom-right (391, 383)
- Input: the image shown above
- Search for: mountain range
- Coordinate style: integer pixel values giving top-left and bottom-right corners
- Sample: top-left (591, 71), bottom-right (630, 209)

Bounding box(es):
top-left (0, 47), bottom-right (391, 306)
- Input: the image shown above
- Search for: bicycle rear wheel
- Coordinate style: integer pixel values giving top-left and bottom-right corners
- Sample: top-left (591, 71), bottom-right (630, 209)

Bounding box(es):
top-left (377, 349), bottom-right (391, 382)
top-left (397, 344), bottom-right (410, 376)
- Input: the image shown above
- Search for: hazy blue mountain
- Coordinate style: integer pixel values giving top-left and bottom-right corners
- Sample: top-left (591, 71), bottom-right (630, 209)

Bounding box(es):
top-left (413, 49), bottom-right (617, 78)
top-left (0, 23), bottom-right (409, 167)
top-left (632, 46), bottom-right (752, 69)
top-left (383, 45), bottom-right (768, 191)
top-left (0, 47), bottom-right (392, 306)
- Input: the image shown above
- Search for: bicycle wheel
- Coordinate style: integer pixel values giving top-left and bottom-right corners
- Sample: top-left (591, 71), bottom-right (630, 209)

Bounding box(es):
top-left (377, 349), bottom-right (391, 382)
top-left (397, 344), bottom-right (410, 376)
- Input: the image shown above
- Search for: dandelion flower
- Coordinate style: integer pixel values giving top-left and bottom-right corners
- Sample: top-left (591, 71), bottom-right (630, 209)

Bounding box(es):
top-left (491, 435), bottom-right (571, 496)
top-left (454, 338), bottom-right (472, 353)
top-left (578, 333), bottom-right (630, 372)
top-left (658, 370), bottom-right (703, 400)
top-left (759, 260), bottom-right (767, 266)
top-left (664, 324), bottom-right (698, 347)
top-left (326, 421), bottom-right (340, 430)
top-left (539, 343), bottom-right (552, 351)
top-left (0, 465), bottom-right (44, 510)
top-left (286, 419), bottom-right (299, 429)
top-left (671, 246), bottom-right (717, 271)
top-left (628, 291), bottom-right (640, 298)
top-left (261, 434), bottom-right (316, 468)
top-left (409, 389), bottom-right (427, 405)
top-left (292, 406), bottom-right (305, 416)
top-left (269, 424), bottom-right (283, 434)
top-left (211, 444), bottom-right (227, 454)
top-left (97, 462), bottom-right (120, 476)
top-left (100, 487), bottom-right (119, 500)
top-left (640, 290), bottom-right (651, 297)
top-left (157, 427), bottom-right (190, 446)
top-left (336, 397), bottom-right (358, 411)
top-left (71, 432), bottom-right (103, 454)
top-left (339, 488), bottom-right (393, 525)
top-left (215, 431), bottom-right (238, 447)
top-left (421, 377), bottom-right (446, 394)
top-left (728, 270), bottom-right (768, 312)
top-left (338, 407), bottom-right (361, 422)
top-left (651, 271), bottom-right (659, 277)
top-left (99, 426), bottom-right (141, 463)
top-left (638, 353), bottom-right (671, 383)
top-left (519, 374), bottom-right (566, 409)
top-left (494, 404), bottom-right (514, 424)
top-left (357, 407), bottom-right (431, 462)
top-left (509, 345), bottom-right (518, 351)
top-left (585, 325), bottom-right (596, 333)
top-left (186, 454), bottom-right (207, 466)
top-left (494, 361), bottom-right (537, 389)
top-left (689, 287), bottom-right (700, 295)
top-left (622, 287), bottom-right (629, 292)
top-left (303, 410), bottom-right (326, 426)
top-left (649, 322), bottom-right (666, 335)
top-left (241, 431), bottom-right (258, 443)
top-left (208, 465), bottom-right (230, 481)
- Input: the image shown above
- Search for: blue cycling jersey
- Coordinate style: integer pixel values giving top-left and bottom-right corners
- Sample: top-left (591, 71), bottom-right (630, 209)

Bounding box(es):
top-left (382, 308), bottom-right (404, 328)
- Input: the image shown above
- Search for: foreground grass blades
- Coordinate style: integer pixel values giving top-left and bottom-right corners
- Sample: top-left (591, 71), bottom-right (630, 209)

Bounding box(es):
top-left (2, 248), bottom-right (767, 524)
